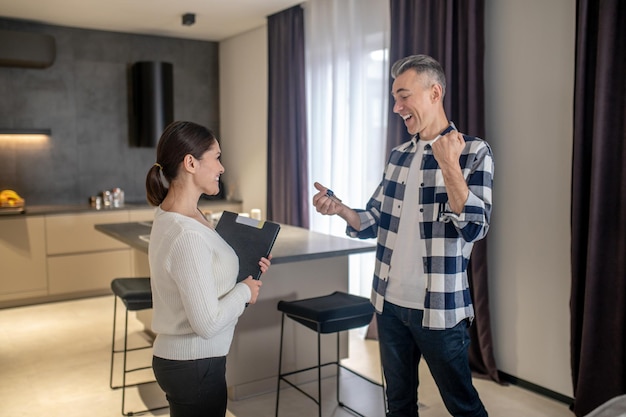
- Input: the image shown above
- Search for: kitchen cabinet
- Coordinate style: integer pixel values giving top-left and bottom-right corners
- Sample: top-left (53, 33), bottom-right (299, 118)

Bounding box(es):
top-left (45, 211), bottom-right (130, 255)
top-left (127, 208), bottom-right (156, 277)
top-left (0, 216), bottom-right (47, 302)
top-left (128, 207), bottom-right (157, 222)
top-left (0, 200), bottom-right (243, 307)
top-left (47, 250), bottom-right (131, 295)
top-left (45, 211), bottom-right (132, 295)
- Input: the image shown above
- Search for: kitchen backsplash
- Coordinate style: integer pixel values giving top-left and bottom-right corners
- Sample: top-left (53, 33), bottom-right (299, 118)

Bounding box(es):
top-left (0, 18), bottom-right (220, 205)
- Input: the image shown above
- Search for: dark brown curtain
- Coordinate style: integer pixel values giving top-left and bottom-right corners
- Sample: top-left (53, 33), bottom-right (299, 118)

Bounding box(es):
top-left (388, 0), bottom-right (499, 383)
top-left (267, 5), bottom-right (309, 227)
top-left (570, 0), bottom-right (626, 415)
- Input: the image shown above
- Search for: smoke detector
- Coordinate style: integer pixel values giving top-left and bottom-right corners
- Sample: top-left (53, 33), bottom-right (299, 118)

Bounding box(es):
top-left (182, 13), bottom-right (195, 26)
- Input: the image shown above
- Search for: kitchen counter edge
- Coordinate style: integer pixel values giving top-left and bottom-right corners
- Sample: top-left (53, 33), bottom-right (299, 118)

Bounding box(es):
top-left (0, 200), bottom-right (242, 217)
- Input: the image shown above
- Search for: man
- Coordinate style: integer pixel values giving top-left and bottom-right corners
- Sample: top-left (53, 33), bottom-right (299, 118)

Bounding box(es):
top-left (312, 54), bottom-right (493, 417)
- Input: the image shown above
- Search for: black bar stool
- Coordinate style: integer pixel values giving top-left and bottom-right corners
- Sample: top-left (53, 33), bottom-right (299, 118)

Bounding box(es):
top-left (275, 291), bottom-right (386, 417)
top-left (109, 277), bottom-right (168, 416)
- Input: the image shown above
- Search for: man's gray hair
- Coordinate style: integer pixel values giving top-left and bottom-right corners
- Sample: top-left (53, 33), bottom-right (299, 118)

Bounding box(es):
top-left (391, 54), bottom-right (447, 98)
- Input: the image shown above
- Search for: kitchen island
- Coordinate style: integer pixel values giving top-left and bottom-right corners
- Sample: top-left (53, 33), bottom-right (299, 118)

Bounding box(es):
top-left (95, 220), bottom-right (376, 400)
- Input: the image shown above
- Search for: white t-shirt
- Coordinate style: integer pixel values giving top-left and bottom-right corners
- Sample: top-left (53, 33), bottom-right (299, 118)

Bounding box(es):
top-left (385, 139), bottom-right (435, 309)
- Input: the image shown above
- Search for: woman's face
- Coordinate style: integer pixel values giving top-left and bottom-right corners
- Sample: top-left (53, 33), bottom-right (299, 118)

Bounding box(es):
top-left (193, 141), bottom-right (224, 196)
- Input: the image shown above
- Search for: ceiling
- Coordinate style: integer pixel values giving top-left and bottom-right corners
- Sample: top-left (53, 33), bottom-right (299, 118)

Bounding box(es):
top-left (0, 0), bottom-right (303, 42)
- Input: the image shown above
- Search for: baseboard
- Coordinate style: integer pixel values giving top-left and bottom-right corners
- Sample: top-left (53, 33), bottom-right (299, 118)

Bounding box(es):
top-left (498, 371), bottom-right (574, 407)
top-left (0, 289), bottom-right (111, 309)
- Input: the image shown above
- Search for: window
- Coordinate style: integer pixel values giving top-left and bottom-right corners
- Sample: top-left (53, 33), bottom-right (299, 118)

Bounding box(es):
top-left (305, 0), bottom-right (390, 296)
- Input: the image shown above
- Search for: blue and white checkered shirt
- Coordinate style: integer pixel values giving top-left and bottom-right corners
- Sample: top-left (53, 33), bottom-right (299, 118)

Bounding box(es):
top-left (347, 124), bottom-right (494, 329)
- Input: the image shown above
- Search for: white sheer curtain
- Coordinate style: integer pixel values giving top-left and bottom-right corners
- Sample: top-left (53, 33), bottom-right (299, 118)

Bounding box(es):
top-left (304, 0), bottom-right (390, 297)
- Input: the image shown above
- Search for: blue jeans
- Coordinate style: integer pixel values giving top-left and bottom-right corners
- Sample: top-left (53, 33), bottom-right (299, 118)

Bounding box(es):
top-left (152, 356), bottom-right (227, 417)
top-left (377, 302), bottom-right (488, 417)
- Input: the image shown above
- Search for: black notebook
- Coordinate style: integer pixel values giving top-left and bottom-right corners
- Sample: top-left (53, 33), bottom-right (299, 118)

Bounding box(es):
top-left (215, 211), bottom-right (281, 282)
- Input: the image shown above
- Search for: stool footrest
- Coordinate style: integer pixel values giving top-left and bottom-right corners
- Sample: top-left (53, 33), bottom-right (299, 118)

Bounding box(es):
top-left (279, 378), bottom-right (321, 406)
top-left (337, 363), bottom-right (383, 388)
top-left (279, 360), bottom-right (383, 387)
top-left (112, 344), bottom-right (152, 355)
top-left (111, 378), bottom-right (158, 390)
top-left (279, 360), bottom-right (338, 379)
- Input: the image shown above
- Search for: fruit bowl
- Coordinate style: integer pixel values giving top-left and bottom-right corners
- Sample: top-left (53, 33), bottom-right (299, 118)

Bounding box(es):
top-left (0, 189), bottom-right (25, 214)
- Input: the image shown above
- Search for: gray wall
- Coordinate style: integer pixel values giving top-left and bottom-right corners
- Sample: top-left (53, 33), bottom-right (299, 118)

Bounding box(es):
top-left (485, 0), bottom-right (574, 396)
top-left (0, 18), bottom-right (219, 205)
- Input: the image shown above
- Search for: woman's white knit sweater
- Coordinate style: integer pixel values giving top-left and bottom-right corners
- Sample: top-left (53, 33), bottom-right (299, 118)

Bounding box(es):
top-left (148, 207), bottom-right (251, 360)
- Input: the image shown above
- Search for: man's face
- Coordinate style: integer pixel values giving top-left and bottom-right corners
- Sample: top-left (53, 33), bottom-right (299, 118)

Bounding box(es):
top-left (391, 70), bottom-right (437, 136)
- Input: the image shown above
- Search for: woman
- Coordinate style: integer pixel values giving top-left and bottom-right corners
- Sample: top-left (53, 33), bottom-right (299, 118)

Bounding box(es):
top-left (145, 121), bottom-right (270, 416)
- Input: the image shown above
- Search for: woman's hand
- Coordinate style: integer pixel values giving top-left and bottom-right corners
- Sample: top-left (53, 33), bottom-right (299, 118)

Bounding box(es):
top-left (241, 277), bottom-right (262, 304)
top-left (259, 254), bottom-right (272, 274)
top-left (241, 255), bottom-right (271, 305)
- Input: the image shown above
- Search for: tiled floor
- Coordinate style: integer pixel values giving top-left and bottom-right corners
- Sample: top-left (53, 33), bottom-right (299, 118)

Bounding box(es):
top-left (0, 295), bottom-right (574, 416)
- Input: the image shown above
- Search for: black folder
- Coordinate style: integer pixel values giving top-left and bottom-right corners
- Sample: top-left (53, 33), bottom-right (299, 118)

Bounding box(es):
top-left (215, 211), bottom-right (281, 282)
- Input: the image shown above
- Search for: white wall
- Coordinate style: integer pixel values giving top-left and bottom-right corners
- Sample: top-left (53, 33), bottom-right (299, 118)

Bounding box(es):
top-left (485, 0), bottom-right (575, 397)
top-left (220, 0), bottom-right (577, 398)
top-left (219, 26), bottom-right (268, 216)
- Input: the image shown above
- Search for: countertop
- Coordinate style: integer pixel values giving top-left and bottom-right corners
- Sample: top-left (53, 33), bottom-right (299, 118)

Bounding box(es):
top-left (95, 221), bottom-right (376, 265)
top-left (1, 203), bottom-right (147, 216)
top-left (0, 199), bottom-right (242, 217)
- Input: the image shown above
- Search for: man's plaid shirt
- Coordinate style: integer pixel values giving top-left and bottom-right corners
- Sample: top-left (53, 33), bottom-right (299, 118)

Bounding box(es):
top-left (347, 124), bottom-right (494, 329)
